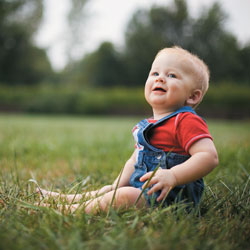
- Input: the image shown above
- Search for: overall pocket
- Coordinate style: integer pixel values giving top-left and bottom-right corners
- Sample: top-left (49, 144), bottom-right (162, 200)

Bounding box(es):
top-left (129, 163), bottom-right (147, 188)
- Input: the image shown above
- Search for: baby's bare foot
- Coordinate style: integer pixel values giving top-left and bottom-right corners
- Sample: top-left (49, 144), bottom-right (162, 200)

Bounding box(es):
top-left (36, 188), bottom-right (60, 198)
top-left (36, 188), bottom-right (82, 203)
top-left (35, 202), bottom-right (81, 213)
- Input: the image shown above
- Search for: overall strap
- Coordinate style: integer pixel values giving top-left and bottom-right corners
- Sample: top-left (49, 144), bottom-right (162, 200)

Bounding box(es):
top-left (141, 106), bottom-right (197, 152)
top-left (154, 106), bottom-right (196, 126)
top-left (138, 106), bottom-right (196, 128)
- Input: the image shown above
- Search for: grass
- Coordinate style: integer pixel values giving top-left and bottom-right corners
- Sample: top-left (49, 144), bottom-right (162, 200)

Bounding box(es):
top-left (0, 114), bottom-right (249, 250)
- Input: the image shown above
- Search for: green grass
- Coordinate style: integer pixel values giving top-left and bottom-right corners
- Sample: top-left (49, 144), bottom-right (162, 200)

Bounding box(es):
top-left (0, 114), bottom-right (249, 250)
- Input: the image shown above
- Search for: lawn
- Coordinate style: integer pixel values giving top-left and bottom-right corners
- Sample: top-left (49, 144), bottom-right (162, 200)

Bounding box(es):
top-left (0, 114), bottom-right (249, 250)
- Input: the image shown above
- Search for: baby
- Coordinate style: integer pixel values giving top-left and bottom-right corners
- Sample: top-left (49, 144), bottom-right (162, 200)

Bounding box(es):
top-left (38, 46), bottom-right (219, 213)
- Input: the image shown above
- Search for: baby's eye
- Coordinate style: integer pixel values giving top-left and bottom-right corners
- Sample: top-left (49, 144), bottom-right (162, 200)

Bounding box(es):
top-left (152, 72), bottom-right (159, 76)
top-left (168, 73), bottom-right (176, 78)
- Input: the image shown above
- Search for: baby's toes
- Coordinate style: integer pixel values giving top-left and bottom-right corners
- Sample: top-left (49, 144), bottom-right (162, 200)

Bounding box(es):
top-left (36, 187), bottom-right (41, 195)
top-left (36, 188), bottom-right (47, 198)
top-left (34, 202), bottom-right (50, 208)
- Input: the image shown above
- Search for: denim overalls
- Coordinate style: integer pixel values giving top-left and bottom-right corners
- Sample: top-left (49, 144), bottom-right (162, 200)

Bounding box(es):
top-left (129, 106), bottom-right (204, 207)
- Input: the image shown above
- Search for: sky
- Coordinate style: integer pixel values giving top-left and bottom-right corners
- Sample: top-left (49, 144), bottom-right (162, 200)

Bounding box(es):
top-left (35, 0), bottom-right (250, 71)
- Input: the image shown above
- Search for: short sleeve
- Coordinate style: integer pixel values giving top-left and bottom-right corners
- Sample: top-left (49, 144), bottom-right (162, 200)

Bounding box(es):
top-left (175, 113), bottom-right (213, 153)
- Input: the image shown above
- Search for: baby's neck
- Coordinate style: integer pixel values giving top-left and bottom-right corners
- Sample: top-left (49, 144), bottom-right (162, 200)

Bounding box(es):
top-left (152, 110), bottom-right (175, 120)
top-left (151, 105), bottom-right (192, 120)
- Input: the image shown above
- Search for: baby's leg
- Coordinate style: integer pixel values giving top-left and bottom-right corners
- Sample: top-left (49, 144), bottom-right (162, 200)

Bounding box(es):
top-left (84, 186), bottom-right (147, 214)
top-left (37, 185), bottom-right (113, 203)
top-left (35, 202), bottom-right (77, 213)
top-left (36, 187), bottom-right (146, 214)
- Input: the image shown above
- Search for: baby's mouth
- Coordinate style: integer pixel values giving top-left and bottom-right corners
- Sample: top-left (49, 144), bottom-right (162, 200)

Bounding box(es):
top-left (153, 87), bottom-right (166, 92)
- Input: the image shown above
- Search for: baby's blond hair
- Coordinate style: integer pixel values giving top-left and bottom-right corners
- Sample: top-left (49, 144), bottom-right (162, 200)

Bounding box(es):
top-left (156, 46), bottom-right (210, 107)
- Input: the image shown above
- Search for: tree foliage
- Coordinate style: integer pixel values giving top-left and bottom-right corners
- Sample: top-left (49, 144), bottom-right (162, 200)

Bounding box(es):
top-left (0, 0), bottom-right (53, 85)
top-left (64, 42), bottom-right (125, 87)
top-left (2, 0), bottom-right (249, 87)
top-left (66, 0), bottom-right (89, 61)
top-left (70, 0), bottom-right (250, 87)
top-left (124, 0), bottom-right (250, 84)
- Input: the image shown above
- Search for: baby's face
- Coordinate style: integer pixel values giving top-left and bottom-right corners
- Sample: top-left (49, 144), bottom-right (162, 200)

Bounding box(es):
top-left (145, 50), bottom-right (197, 114)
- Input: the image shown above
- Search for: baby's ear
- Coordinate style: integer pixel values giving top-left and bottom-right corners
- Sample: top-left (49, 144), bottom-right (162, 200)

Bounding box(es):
top-left (186, 89), bottom-right (202, 106)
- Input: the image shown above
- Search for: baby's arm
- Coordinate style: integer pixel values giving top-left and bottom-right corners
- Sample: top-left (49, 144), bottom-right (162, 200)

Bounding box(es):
top-left (111, 149), bottom-right (137, 189)
top-left (170, 138), bottom-right (218, 185)
top-left (140, 138), bottom-right (218, 201)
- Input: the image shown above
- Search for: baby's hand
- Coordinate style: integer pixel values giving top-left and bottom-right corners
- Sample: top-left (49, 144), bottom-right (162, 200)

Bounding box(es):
top-left (140, 169), bottom-right (177, 202)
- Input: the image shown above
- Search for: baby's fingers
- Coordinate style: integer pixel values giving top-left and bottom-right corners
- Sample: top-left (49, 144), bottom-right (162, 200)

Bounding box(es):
top-left (140, 172), bottom-right (153, 182)
top-left (147, 182), bottom-right (162, 195)
top-left (158, 189), bottom-right (168, 202)
top-left (156, 187), bottom-right (169, 202)
top-left (141, 176), bottom-right (159, 190)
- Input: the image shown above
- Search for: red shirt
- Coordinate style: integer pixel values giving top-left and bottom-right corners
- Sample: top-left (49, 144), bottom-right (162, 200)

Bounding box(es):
top-left (147, 112), bottom-right (213, 155)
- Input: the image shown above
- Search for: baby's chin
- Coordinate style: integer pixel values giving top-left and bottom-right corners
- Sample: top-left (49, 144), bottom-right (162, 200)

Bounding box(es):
top-left (146, 96), bottom-right (168, 107)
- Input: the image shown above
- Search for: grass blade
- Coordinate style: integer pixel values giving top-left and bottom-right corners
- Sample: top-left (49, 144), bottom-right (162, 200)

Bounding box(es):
top-left (107, 164), bottom-right (126, 216)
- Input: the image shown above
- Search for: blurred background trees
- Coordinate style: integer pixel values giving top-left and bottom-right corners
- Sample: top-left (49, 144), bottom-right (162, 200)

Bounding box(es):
top-left (0, 0), bottom-right (53, 85)
top-left (1, 0), bottom-right (250, 87)
top-left (61, 0), bottom-right (250, 87)
top-left (66, 42), bottom-right (126, 87)
top-left (0, 0), bottom-right (249, 117)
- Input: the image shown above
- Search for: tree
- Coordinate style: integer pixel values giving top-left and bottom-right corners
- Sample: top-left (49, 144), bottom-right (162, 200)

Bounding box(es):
top-left (190, 3), bottom-right (243, 82)
top-left (64, 0), bottom-right (250, 87)
top-left (67, 42), bottom-right (125, 87)
top-left (0, 0), bottom-right (53, 85)
top-left (239, 44), bottom-right (250, 83)
top-left (123, 0), bottom-right (250, 85)
top-left (123, 0), bottom-right (192, 86)
top-left (66, 0), bottom-right (89, 62)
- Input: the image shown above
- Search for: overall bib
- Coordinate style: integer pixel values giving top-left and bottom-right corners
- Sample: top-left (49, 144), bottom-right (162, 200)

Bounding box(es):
top-left (129, 106), bottom-right (204, 207)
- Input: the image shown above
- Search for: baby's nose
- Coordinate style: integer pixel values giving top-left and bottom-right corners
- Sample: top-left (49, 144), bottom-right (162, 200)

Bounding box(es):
top-left (156, 76), bottom-right (166, 83)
